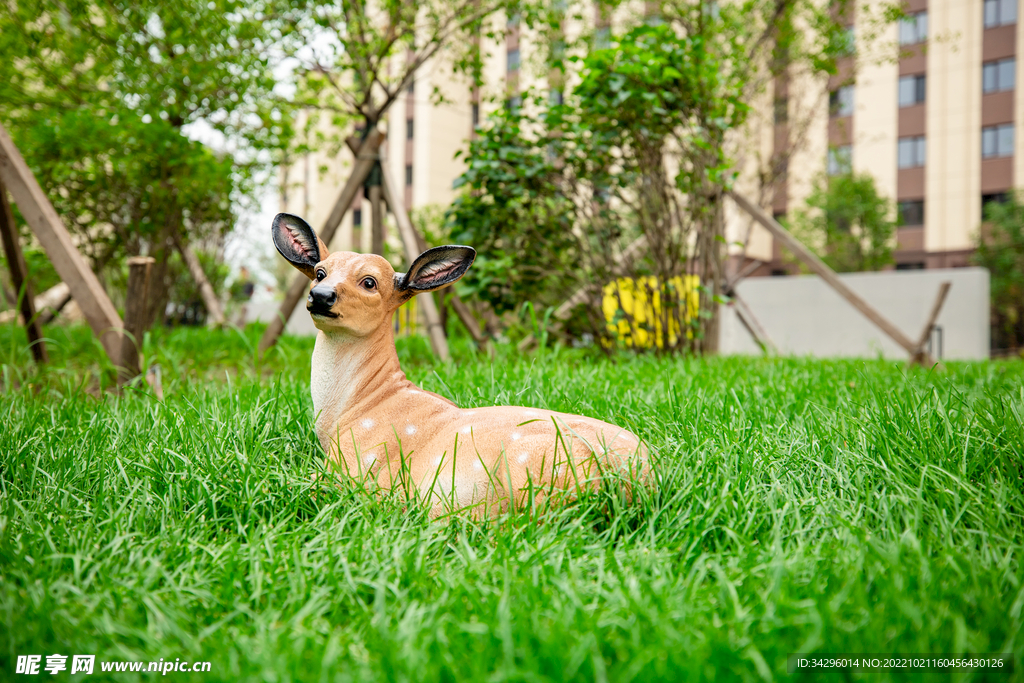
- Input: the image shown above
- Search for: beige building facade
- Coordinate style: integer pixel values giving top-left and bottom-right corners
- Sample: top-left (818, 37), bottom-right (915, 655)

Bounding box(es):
top-left (762, 0), bottom-right (1021, 274)
top-left (281, 0), bottom-right (1021, 275)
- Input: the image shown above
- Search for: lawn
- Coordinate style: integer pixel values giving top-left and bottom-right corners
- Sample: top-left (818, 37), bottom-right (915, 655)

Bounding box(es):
top-left (1, 323), bottom-right (1023, 681)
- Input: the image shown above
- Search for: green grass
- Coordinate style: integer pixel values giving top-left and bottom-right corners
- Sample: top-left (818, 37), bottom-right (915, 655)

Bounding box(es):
top-left (2, 323), bottom-right (1023, 681)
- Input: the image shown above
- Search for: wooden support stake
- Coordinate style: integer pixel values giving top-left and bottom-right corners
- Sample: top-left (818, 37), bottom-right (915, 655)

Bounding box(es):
top-left (369, 183), bottom-right (385, 256)
top-left (376, 155), bottom-right (451, 361)
top-left (119, 256), bottom-right (154, 384)
top-left (450, 293), bottom-right (493, 355)
top-left (0, 121), bottom-right (122, 361)
top-left (0, 179), bottom-right (47, 363)
top-left (259, 128), bottom-right (383, 355)
top-left (729, 290), bottom-right (777, 354)
top-left (727, 190), bottom-right (931, 364)
top-left (173, 234), bottom-right (224, 326)
top-left (910, 281), bottom-right (951, 365)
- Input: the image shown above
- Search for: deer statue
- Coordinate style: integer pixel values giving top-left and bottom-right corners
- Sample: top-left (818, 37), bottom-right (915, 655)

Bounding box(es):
top-left (273, 212), bottom-right (648, 516)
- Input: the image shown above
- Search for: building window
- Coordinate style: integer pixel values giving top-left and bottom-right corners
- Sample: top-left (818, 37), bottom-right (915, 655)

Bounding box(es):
top-left (595, 26), bottom-right (611, 50)
top-left (898, 136), bottom-right (926, 168)
top-left (898, 199), bottom-right (925, 226)
top-left (471, 103), bottom-right (480, 128)
top-left (898, 74), bottom-right (926, 107)
top-left (829, 85), bottom-right (854, 117)
top-left (899, 11), bottom-right (928, 45)
top-left (507, 48), bottom-right (520, 72)
top-left (773, 96), bottom-right (788, 124)
top-left (549, 88), bottom-right (563, 106)
top-left (982, 192), bottom-right (1009, 219)
top-left (405, 164), bottom-right (413, 186)
top-left (984, 0), bottom-right (1017, 28)
top-left (896, 262), bottom-right (926, 270)
top-left (827, 145), bottom-right (852, 175)
top-left (406, 79), bottom-right (414, 95)
top-left (353, 209), bottom-right (362, 226)
top-left (982, 124), bottom-right (1014, 158)
top-left (406, 118), bottom-right (414, 140)
top-left (505, 95), bottom-right (522, 114)
top-left (983, 58), bottom-right (1016, 93)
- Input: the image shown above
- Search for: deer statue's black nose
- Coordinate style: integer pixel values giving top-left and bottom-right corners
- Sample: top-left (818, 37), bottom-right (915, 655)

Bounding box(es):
top-left (308, 285), bottom-right (337, 310)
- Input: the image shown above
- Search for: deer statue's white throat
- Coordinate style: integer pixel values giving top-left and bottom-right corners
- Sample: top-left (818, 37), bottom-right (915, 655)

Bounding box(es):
top-left (273, 213), bottom-right (648, 516)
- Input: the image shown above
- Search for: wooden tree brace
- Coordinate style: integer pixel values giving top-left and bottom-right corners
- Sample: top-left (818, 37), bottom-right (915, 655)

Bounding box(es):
top-left (258, 128), bottom-right (383, 355)
top-left (727, 190), bottom-right (936, 366)
top-left (910, 282), bottom-right (951, 365)
top-left (173, 234), bottom-right (225, 327)
top-left (0, 122), bottom-right (123, 362)
top-left (0, 178), bottom-right (47, 363)
top-left (375, 152), bottom-right (451, 361)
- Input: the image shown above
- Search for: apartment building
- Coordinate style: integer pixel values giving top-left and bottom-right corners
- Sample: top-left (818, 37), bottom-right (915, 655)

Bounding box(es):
top-left (763, 0), bottom-right (1022, 273)
top-left (281, 0), bottom-right (1022, 275)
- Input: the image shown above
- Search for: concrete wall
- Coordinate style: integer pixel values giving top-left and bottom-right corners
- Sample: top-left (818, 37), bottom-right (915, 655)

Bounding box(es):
top-left (720, 267), bottom-right (990, 359)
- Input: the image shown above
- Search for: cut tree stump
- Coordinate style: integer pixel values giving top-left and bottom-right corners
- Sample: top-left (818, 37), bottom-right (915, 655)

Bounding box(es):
top-left (119, 256), bottom-right (154, 384)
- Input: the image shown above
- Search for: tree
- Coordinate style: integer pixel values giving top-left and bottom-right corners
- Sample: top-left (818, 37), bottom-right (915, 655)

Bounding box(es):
top-left (0, 0), bottom-right (294, 324)
top-left (449, 0), bottom-right (863, 354)
top-left (281, 0), bottom-right (510, 135)
top-left (973, 191), bottom-right (1024, 352)
top-left (448, 107), bottom-right (578, 315)
top-left (789, 172), bottom-right (898, 273)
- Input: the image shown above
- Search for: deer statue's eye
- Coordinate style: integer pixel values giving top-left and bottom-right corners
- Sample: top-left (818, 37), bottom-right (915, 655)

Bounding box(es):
top-left (316, 269), bottom-right (326, 281)
top-left (361, 276), bottom-right (377, 291)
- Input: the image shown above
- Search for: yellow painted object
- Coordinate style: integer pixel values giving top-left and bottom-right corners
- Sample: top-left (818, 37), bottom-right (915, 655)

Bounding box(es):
top-left (393, 295), bottom-right (418, 337)
top-left (602, 276), bottom-right (700, 348)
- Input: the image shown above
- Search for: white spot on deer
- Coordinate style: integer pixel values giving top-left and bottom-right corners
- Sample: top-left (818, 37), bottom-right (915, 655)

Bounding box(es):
top-left (465, 411), bottom-right (476, 416)
top-left (405, 424), bottom-right (417, 435)
top-left (473, 459), bottom-right (484, 470)
top-left (406, 389), bottom-right (422, 395)
top-left (363, 453), bottom-right (376, 466)
top-left (517, 453), bottom-right (529, 464)
top-left (511, 432), bottom-right (522, 441)
top-left (460, 425), bottom-right (473, 435)
top-left (524, 410), bottom-right (539, 417)
top-left (361, 418), bottom-right (374, 430)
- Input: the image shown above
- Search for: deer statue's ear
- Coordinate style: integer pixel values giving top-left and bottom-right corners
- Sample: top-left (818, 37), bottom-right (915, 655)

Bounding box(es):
top-left (395, 245), bottom-right (476, 296)
top-left (272, 213), bottom-right (328, 280)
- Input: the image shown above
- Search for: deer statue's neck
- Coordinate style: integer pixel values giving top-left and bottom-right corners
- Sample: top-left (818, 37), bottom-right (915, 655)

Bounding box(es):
top-left (309, 323), bottom-right (408, 441)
